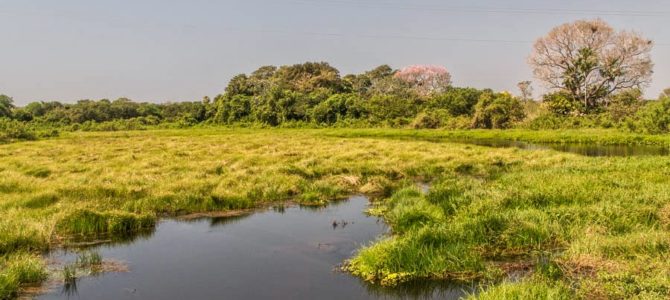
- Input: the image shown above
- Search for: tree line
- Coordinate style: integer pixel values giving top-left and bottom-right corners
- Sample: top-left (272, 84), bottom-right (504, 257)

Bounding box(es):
top-left (1, 19), bottom-right (669, 141)
top-left (0, 63), bottom-right (527, 132)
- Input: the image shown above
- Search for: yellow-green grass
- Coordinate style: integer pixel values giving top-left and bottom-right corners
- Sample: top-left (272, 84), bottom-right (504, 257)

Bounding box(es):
top-left (1, 128), bottom-right (670, 299)
top-left (320, 128), bottom-right (670, 145)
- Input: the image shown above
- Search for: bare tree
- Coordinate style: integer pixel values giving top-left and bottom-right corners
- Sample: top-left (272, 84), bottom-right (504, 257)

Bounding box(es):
top-left (517, 81), bottom-right (533, 101)
top-left (529, 19), bottom-right (653, 110)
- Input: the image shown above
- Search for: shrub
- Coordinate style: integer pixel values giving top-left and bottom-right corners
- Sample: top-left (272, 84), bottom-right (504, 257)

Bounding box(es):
top-left (543, 91), bottom-right (584, 115)
top-left (0, 253), bottom-right (47, 299)
top-left (634, 97), bottom-right (670, 134)
top-left (311, 94), bottom-right (360, 125)
top-left (409, 109), bottom-right (450, 129)
top-left (472, 92), bottom-right (525, 129)
top-left (366, 94), bottom-right (421, 124)
top-left (523, 113), bottom-right (617, 130)
top-left (426, 87), bottom-right (484, 116)
top-left (0, 118), bottom-right (36, 142)
top-left (606, 89), bottom-right (643, 122)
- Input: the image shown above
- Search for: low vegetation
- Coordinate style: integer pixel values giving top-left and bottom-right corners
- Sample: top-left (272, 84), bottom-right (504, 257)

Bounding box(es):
top-left (347, 141), bottom-right (670, 298)
top-left (0, 128), bottom-right (669, 299)
top-left (0, 253), bottom-right (47, 299)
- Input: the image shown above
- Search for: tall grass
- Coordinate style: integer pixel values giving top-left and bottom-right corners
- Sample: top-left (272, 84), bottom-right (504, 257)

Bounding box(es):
top-left (321, 128), bottom-right (670, 145)
top-left (0, 128), bottom-right (669, 298)
top-left (0, 253), bottom-right (47, 299)
top-left (346, 133), bottom-right (670, 299)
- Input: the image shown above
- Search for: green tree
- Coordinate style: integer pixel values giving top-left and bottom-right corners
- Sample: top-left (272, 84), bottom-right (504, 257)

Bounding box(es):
top-left (344, 65), bottom-right (396, 94)
top-left (110, 98), bottom-right (140, 119)
top-left (161, 102), bottom-right (206, 122)
top-left (202, 96), bottom-right (217, 120)
top-left (312, 93), bottom-right (359, 124)
top-left (273, 62), bottom-right (344, 94)
top-left (542, 91), bottom-right (583, 115)
top-left (0, 94), bottom-right (15, 118)
top-left (427, 87), bottom-right (485, 116)
top-left (224, 74), bottom-right (254, 98)
top-left (366, 94), bottom-right (421, 123)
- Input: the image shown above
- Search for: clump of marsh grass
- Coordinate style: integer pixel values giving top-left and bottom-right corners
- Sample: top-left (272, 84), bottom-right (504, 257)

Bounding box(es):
top-left (61, 265), bottom-right (76, 284)
top-left (61, 264), bottom-right (78, 296)
top-left (467, 276), bottom-right (573, 300)
top-left (75, 251), bottom-right (103, 271)
top-left (0, 253), bottom-right (48, 299)
top-left (56, 251), bottom-right (106, 294)
top-left (55, 209), bottom-right (156, 240)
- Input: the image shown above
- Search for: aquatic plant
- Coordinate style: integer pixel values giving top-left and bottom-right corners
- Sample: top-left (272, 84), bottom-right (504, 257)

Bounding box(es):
top-left (0, 253), bottom-right (47, 299)
top-left (61, 265), bottom-right (76, 285)
top-left (75, 252), bottom-right (102, 269)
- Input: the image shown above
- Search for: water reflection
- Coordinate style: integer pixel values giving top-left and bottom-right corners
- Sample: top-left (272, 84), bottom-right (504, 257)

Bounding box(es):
top-left (208, 214), bottom-right (250, 227)
top-left (40, 196), bottom-right (467, 300)
top-left (60, 227), bottom-right (156, 251)
top-left (448, 138), bottom-right (669, 157)
top-left (60, 279), bottom-right (77, 299)
top-left (364, 280), bottom-right (478, 299)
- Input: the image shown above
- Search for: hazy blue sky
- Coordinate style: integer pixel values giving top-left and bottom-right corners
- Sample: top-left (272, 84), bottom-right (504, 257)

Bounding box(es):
top-left (1, 0), bottom-right (669, 105)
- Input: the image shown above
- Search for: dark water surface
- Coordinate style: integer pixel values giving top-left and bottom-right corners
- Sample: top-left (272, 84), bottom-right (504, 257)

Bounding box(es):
top-left (39, 196), bottom-right (470, 300)
top-left (449, 138), bottom-right (670, 157)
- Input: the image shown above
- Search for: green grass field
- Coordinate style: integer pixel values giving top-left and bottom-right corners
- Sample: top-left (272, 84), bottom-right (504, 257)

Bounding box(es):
top-left (1, 128), bottom-right (670, 299)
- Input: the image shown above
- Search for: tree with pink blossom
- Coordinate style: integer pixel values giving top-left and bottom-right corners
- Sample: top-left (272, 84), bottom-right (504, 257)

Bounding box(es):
top-left (394, 65), bottom-right (452, 96)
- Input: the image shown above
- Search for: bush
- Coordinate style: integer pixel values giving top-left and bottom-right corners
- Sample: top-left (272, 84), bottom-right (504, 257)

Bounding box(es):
top-left (427, 87), bottom-right (484, 116)
top-left (0, 118), bottom-right (36, 142)
top-left (443, 115), bottom-right (472, 130)
top-left (523, 112), bottom-right (617, 130)
top-left (0, 253), bottom-right (47, 299)
top-left (606, 89), bottom-right (643, 122)
top-left (472, 92), bottom-right (525, 129)
top-left (312, 93), bottom-right (359, 125)
top-left (367, 94), bottom-right (421, 124)
top-left (0, 95), bottom-right (14, 118)
top-left (409, 109), bottom-right (450, 129)
top-left (634, 97), bottom-right (670, 134)
top-left (543, 91), bottom-right (584, 115)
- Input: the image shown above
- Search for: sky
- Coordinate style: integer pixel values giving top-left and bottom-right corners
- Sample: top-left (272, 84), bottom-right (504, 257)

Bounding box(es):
top-left (1, 0), bottom-right (669, 105)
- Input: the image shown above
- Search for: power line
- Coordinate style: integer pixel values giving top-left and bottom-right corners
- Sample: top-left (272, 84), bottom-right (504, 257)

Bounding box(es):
top-left (219, 27), bottom-right (670, 46)
top-left (285, 0), bottom-right (670, 17)
top-left (222, 27), bottom-right (533, 44)
top-left (2, 6), bottom-right (669, 46)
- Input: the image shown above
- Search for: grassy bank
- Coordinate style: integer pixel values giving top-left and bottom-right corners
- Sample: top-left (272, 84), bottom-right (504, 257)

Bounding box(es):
top-left (1, 128), bottom-right (669, 298)
top-left (321, 128), bottom-right (670, 146)
top-left (345, 131), bottom-right (670, 298)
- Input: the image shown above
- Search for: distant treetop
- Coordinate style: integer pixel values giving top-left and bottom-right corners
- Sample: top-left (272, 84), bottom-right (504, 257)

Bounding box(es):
top-left (394, 65), bottom-right (452, 96)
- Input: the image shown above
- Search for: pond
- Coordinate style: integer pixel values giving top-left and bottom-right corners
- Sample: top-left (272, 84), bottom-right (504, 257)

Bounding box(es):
top-left (449, 138), bottom-right (670, 157)
top-left (39, 196), bottom-right (471, 300)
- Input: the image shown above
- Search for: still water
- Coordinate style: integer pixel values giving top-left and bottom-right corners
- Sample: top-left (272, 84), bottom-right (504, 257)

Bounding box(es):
top-left (449, 138), bottom-right (670, 157)
top-left (39, 196), bottom-right (470, 300)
